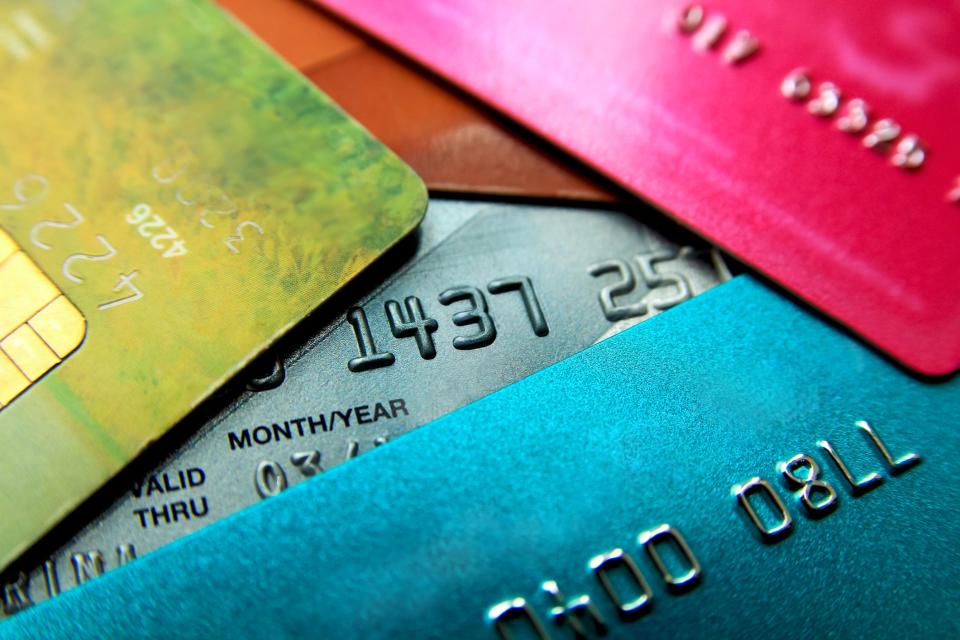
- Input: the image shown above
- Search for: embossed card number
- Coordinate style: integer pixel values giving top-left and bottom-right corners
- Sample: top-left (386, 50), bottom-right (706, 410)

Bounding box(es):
top-left (0, 0), bottom-right (429, 579)
top-left (347, 252), bottom-right (703, 373)
top-left (0, 202), bottom-right (727, 614)
top-left (150, 147), bottom-right (267, 256)
top-left (348, 276), bottom-right (548, 371)
top-left (10, 175), bottom-right (145, 312)
top-left (312, 0), bottom-right (960, 374)
top-left (489, 421), bottom-right (920, 638)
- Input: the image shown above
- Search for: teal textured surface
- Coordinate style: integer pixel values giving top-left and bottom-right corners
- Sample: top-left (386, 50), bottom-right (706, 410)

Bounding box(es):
top-left (3, 276), bottom-right (958, 638)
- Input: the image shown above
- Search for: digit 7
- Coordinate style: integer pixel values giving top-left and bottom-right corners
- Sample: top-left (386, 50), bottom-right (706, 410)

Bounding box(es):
top-left (487, 276), bottom-right (549, 337)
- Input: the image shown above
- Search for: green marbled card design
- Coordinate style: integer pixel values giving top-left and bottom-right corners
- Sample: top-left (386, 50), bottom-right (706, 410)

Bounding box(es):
top-left (0, 0), bottom-right (426, 568)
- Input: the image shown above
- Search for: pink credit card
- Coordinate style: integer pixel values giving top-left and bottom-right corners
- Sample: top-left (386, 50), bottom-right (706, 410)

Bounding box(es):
top-left (314, 0), bottom-right (960, 374)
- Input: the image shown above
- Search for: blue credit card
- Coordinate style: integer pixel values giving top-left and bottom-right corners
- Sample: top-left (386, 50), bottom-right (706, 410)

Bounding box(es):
top-left (2, 276), bottom-right (957, 638)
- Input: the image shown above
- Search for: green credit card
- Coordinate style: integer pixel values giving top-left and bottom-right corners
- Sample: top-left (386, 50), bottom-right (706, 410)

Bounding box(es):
top-left (0, 0), bottom-right (426, 569)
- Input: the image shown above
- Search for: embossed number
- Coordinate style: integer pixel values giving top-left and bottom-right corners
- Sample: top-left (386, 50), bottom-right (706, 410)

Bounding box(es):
top-left (30, 202), bottom-right (85, 250)
top-left (245, 352), bottom-right (286, 391)
top-left (198, 189), bottom-right (238, 229)
top-left (97, 271), bottom-right (143, 311)
top-left (589, 253), bottom-right (692, 322)
top-left (863, 118), bottom-right (901, 151)
top-left (62, 234), bottom-right (117, 283)
top-left (636, 250), bottom-right (692, 311)
top-left (254, 461), bottom-right (287, 499)
top-left (346, 307), bottom-right (395, 372)
top-left (806, 82), bottom-right (841, 117)
top-left (890, 134), bottom-right (925, 170)
top-left (0, 174), bottom-right (48, 211)
top-left (948, 177), bottom-right (960, 205)
top-left (836, 98), bottom-right (870, 133)
top-left (385, 296), bottom-right (439, 360)
top-left (780, 454), bottom-right (838, 516)
top-left (438, 286), bottom-right (496, 350)
top-left (290, 450), bottom-right (323, 477)
top-left (588, 258), bottom-right (648, 321)
top-left (488, 598), bottom-right (551, 640)
top-left (487, 276), bottom-right (549, 336)
top-left (781, 69), bottom-right (811, 101)
top-left (224, 221), bottom-right (264, 254)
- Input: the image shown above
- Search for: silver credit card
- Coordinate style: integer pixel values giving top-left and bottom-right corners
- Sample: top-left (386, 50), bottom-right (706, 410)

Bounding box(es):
top-left (1, 199), bottom-right (729, 614)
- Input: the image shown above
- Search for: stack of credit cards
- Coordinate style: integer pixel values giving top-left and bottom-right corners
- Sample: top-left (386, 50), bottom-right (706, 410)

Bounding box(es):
top-left (316, 0), bottom-right (960, 374)
top-left (0, 0), bottom-right (956, 637)
top-left (5, 277), bottom-right (956, 638)
top-left (0, 0), bottom-right (426, 574)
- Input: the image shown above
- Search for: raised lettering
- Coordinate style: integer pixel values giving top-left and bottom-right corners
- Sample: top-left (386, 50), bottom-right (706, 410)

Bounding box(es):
top-left (255, 461), bottom-right (288, 499)
top-left (117, 544), bottom-right (137, 566)
top-left (542, 580), bottom-right (606, 637)
top-left (734, 477), bottom-right (793, 542)
top-left (488, 597), bottom-right (551, 640)
top-left (588, 548), bottom-right (652, 618)
top-left (857, 420), bottom-right (921, 474)
top-left (42, 560), bottom-right (59, 598)
top-left (818, 439), bottom-right (882, 495)
top-left (1, 573), bottom-right (31, 614)
top-left (71, 551), bottom-right (104, 584)
top-left (638, 524), bottom-right (701, 593)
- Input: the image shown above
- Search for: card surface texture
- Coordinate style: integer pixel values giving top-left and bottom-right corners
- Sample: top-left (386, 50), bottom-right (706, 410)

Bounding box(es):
top-left (2, 277), bottom-right (956, 638)
top-left (0, 0), bottom-right (425, 570)
top-left (314, 0), bottom-right (960, 374)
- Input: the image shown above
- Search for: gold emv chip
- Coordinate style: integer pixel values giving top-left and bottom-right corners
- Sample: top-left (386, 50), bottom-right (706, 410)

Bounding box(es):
top-left (0, 228), bottom-right (85, 408)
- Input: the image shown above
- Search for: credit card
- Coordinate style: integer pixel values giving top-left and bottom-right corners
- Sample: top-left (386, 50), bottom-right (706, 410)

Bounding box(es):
top-left (314, 0), bottom-right (960, 374)
top-left (4, 276), bottom-right (955, 638)
top-left (0, 0), bottom-right (425, 571)
top-left (216, 0), bottom-right (614, 201)
top-left (0, 198), bottom-right (728, 614)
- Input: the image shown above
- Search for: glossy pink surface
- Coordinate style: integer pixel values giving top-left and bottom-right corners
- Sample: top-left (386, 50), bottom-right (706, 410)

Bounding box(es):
top-left (315, 0), bottom-right (960, 374)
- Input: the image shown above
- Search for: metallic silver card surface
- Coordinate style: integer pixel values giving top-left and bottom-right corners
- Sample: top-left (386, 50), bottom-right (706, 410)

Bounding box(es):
top-left (1, 199), bottom-right (728, 613)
